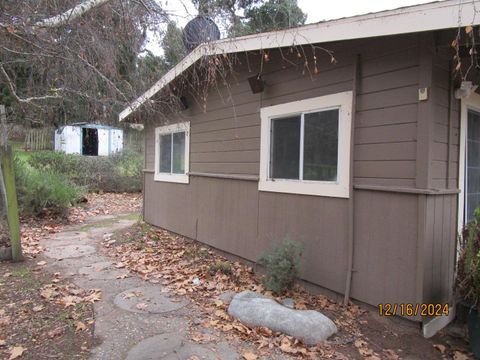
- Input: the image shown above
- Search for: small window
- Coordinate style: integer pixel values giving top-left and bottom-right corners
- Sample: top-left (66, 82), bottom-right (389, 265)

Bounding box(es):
top-left (155, 122), bottom-right (190, 183)
top-left (259, 92), bottom-right (352, 198)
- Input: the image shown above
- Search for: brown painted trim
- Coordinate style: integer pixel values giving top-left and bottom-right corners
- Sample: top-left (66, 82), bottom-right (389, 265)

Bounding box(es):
top-left (143, 169), bottom-right (154, 173)
top-left (446, 60), bottom-right (453, 189)
top-left (344, 54), bottom-right (361, 305)
top-left (416, 195), bottom-right (426, 309)
top-left (189, 171), bottom-right (259, 181)
top-left (354, 184), bottom-right (460, 195)
top-left (416, 33), bottom-right (435, 189)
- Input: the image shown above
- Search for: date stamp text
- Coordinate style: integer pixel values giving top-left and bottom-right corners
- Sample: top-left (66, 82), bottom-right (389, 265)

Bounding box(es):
top-left (378, 303), bottom-right (449, 317)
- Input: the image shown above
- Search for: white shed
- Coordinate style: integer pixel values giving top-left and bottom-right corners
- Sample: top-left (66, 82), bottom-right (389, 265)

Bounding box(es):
top-left (54, 124), bottom-right (123, 156)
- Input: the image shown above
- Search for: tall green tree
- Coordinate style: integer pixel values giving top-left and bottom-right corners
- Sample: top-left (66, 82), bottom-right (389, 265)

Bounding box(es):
top-left (189, 0), bottom-right (306, 37)
top-left (162, 22), bottom-right (186, 68)
top-left (241, 0), bottom-right (307, 34)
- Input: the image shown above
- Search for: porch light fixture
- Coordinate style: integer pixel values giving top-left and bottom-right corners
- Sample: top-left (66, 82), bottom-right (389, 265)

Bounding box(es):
top-left (248, 74), bottom-right (265, 94)
top-left (455, 80), bottom-right (479, 99)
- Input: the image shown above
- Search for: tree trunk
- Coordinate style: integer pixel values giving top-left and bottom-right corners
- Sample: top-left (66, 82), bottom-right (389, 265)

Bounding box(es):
top-left (0, 106), bottom-right (22, 262)
top-left (0, 146), bottom-right (22, 262)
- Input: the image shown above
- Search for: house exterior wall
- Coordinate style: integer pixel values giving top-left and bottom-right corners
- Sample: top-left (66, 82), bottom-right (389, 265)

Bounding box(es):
top-left (144, 31), bottom-right (459, 314)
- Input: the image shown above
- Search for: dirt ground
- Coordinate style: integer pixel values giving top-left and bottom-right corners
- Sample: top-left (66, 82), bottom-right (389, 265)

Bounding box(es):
top-left (0, 192), bottom-right (141, 360)
top-left (0, 261), bottom-right (95, 360)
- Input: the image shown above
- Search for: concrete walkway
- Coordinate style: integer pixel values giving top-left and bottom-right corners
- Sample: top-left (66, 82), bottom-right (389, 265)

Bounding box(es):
top-left (40, 214), bottom-right (240, 360)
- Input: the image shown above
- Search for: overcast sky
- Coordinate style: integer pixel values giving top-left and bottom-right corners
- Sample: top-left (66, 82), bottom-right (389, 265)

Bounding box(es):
top-left (161, 0), bottom-right (440, 25)
top-left (147, 0), bottom-right (441, 53)
top-left (297, 0), bottom-right (439, 23)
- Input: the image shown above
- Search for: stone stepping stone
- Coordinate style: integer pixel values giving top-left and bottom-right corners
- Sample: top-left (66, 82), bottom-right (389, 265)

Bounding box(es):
top-left (126, 333), bottom-right (237, 360)
top-left (44, 244), bottom-right (96, 259)
top-left (114, 286), bottom-right (188, 314)
top-left (78, 261), bottom-right (127, 280)
top-left (49, 231), bottom-right (87, 243)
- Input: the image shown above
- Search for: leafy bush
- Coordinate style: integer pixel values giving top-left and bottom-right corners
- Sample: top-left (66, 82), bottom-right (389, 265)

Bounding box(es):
top-left (27, 150), bottom-right (143, 193)
top-left (456, 208), bottom-right (480, 310)
top-left (208, 261), bottom-right (232, 276)
top-left (14, 156), bottom-right (83, 216)
top-left (258, 238), bottom-right (303, 294)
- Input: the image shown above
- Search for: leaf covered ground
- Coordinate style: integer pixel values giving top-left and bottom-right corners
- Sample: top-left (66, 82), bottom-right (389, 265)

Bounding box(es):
top-left (0, 192), bottom-right (141, 359)
top-left (20, 192), bottom-right (142, 258)
top-left (0, 261), bottom-right (95, 360)
top-left (104, 222), bottom-right (473, 360)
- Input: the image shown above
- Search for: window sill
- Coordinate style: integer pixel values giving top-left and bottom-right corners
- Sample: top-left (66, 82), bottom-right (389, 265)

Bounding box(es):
top-left (259, 178), bottom-right (349, 198)
top-left (154, 173), bottom-right (189, 184)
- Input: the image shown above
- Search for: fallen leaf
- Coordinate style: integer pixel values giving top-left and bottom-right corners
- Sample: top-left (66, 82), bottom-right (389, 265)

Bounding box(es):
top-left (58, 295), bottom-right (82, 307)
top-left (454, 351), bottom-right (471, 360)
top-left (47, 327), bottom-right (64, 338)
top-left (40, 288), bottom-right (57, 300)
top-left (9, 346), bottom-right (26, 360)
top-left (433, 344), bottom-right (446, 354)
top-left (36, 261), bottom-right (47, 266)
top-left (136, 303), bottom-right (148, 310)
top-left (75, 321), bottom-right (87, 332)
top-left (279, 337), bottom-right (297, 354)
top-left (32, 305), bottom-right (44, 312)
top-left (242, 351), bottom-right (257, 360)
top-left (85, 289), bottom-right (102, 303)
top-left (383, 349), bottom-right (400, 360)
top-left (0, 339), bottom-right (6, 346)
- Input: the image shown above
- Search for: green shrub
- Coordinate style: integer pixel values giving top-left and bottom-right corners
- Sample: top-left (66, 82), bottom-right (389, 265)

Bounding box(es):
top-left (27, 151), bottom-right (80, 174)
top-left (208, 261), bottom-right (232, 276)
top-left (14, 156), bottom-right (83, 216)
top-left (456, 208), bottom-right (480, 311)
top-left (258, 238), bottom-right (303, 294)
top-left (27, 150), bottom-right (143, 193)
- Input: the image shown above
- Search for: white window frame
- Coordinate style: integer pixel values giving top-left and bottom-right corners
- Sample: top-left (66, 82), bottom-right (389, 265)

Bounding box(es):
top-left (458, 92), bottom-right (480, 231)
top-left (259, 91), bottom-right (353, 198)
top-left (154, 122), bottom-right (190, 184)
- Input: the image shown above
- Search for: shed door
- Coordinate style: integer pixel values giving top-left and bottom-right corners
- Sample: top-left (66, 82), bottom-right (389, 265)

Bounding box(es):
top-left (110, 129), bottom-right (123, 153)
top-left (97, 129), bottom-right (109, 156)
top-left (465, 109), bottom-right (480, 223)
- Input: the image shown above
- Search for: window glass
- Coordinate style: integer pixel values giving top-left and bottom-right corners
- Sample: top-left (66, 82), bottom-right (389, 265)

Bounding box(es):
top-left (271, 115), bottom-right (301, 179)
top-left (172, 132), bottom-right (186, 174)
top-left (159, 133), bottom-right (172, 173)
top-left (466, 109), bottom-right (480, 222)
top-left (303, 110), bottom-right (339, 181)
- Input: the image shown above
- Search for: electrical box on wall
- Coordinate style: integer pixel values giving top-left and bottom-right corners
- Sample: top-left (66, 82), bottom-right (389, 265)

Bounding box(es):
top-left (418, 87), bottom-right (429, 101)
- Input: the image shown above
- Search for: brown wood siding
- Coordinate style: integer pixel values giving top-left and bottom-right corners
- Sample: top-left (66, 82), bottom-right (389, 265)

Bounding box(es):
top-left (421, 194), bottom-right (457, 304)
top-left (143, 31), bottom-right (460, 311)
top-left (257, 192), bottom-right (349, 294)
top-left (143, 174), bottom-right (349, 294)
top-left (143, 173), bottom-right (197, 238)
top-left (351, 190), bottom-right (419, 306)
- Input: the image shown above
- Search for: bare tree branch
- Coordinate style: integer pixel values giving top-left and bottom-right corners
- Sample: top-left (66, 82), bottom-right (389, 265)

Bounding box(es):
top-left (0, 63), bottom-right (62, 104)
top-left (34, 0), bottom-right (113, 29)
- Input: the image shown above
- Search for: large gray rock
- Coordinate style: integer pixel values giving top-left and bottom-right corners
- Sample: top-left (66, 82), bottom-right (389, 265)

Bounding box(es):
top-left (228, 291), bottom-right (337, 345)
